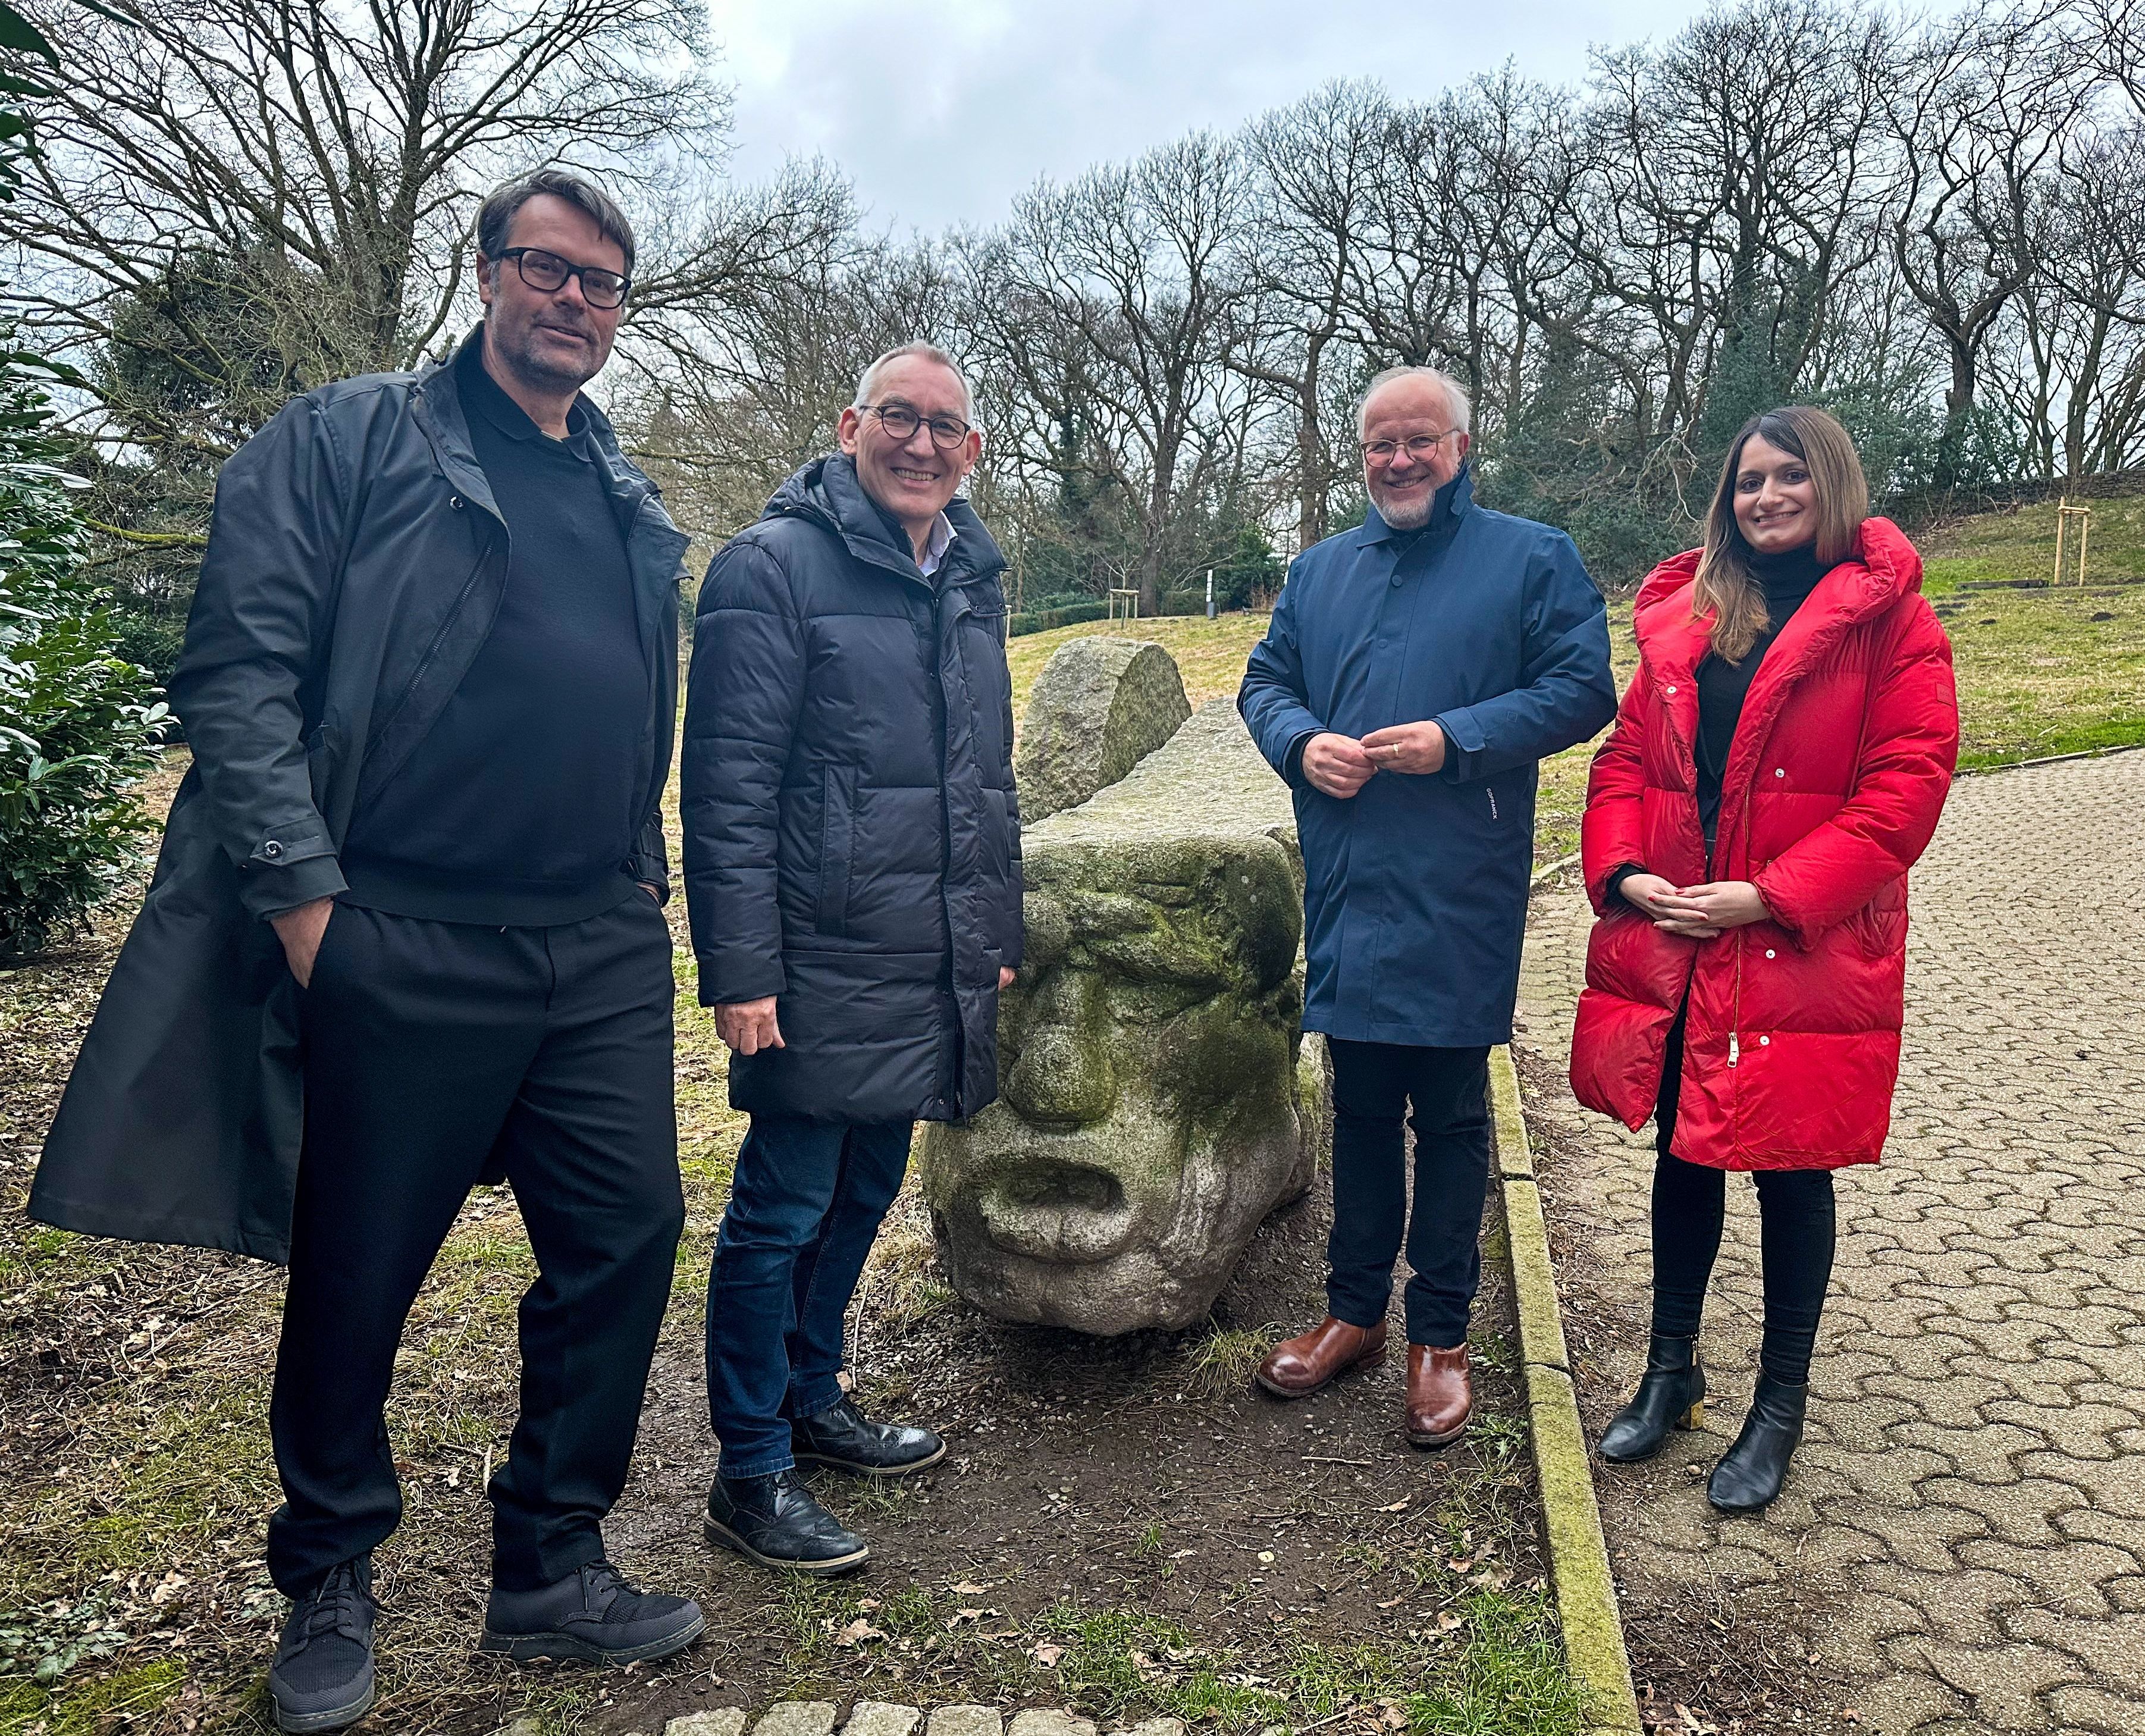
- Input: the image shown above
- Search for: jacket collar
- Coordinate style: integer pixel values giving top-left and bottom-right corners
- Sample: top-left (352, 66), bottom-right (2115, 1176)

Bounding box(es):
top-left (410, 325), bottom-right (654, 527)
top-left (763, 452), bottom-right (1006, 593)
top-left (1632, 518), bottom-right (1922, 686)
top-left (1361, 463), bottom-right (1475, 546)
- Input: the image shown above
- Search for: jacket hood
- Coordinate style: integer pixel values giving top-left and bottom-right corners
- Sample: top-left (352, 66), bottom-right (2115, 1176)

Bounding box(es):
top-left (1632, 516), bottom-right (1922, 666)
top-left (763, 452), bottom-right (1005, 587)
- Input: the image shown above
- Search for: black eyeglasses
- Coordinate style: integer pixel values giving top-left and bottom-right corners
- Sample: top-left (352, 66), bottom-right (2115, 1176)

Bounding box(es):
top-left (1360, 430), bottom-right (1461, 465)
top-left (863, 402), bottom-right (972, 449)
top-left (496, 246), bottom-right (631, 310)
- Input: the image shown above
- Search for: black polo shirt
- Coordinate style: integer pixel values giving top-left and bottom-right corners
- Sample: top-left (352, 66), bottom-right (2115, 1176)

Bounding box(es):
top-left (340, 336), bottom-right (648, 926)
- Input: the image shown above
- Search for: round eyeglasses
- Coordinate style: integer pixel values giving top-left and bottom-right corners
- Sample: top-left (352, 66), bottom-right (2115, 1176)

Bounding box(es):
top-left (863, 403), bottom-right (973, 450)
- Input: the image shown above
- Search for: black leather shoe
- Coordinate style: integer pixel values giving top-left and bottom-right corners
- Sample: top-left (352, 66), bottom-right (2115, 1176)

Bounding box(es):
top-left (792, 1394), bottom-right (946, 1477)
top-left (268, 1556), bottom-right (377, 1734)
top-left (1708, 1372), bottom-right (1809, 1513)
top-left (1599, 1333), bottom-right (1706, 1464)
top-left (705, 1468), bottom-right (870, 1574)
top-left (479, 1559), bottom-right (705, 1665)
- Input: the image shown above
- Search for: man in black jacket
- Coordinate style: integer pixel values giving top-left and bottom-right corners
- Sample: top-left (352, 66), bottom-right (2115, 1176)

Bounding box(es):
top-left (683, 343), bottom-right (1022, 1574)
top-left (32, 170), bottom-right (702, 1732)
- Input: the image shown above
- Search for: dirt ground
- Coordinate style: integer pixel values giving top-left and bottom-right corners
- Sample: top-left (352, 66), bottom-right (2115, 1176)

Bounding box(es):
top-left (0, 764), bottom-right (1579, 1736)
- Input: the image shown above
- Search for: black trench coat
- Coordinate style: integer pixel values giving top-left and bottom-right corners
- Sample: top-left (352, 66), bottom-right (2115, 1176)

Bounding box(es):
top-left (681, 454), bottom-right (1022, 1124)
top-left (28, 328), bottom-right (689, 1263)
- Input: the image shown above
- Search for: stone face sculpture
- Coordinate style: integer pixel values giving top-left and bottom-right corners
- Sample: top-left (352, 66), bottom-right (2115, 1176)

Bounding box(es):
top-left (1012, 635), bottom-right (1191, 823)
top-left (920, 695), bottom-right (1330, 1335)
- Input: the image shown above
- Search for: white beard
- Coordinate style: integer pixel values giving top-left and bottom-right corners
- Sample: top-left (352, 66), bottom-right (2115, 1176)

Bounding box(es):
top-left (1373, 488), bottom-right (1434, 531)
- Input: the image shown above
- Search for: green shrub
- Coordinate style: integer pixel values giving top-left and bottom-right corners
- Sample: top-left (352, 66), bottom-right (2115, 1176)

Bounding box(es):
top-left (0, 347), bottom-right (168, 961)
top-left (1009, 600), bottom-right (1110, 637)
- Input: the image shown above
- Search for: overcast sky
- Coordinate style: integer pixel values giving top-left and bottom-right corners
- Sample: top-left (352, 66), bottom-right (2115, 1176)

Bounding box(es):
top-left (710, 0), bottom-right (1712, 234)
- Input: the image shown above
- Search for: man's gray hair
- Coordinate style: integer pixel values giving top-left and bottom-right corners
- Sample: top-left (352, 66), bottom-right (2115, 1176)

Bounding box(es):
top-left (476, 167), bottom-right (636, 276)
top-left (1356, 364), bottom-right (1472, 438)
top-left (855, 342), bottom-right (978, 428)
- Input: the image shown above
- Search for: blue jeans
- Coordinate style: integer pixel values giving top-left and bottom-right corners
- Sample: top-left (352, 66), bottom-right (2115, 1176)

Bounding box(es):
top-left (704, 1114), bottom-right (914, 1477)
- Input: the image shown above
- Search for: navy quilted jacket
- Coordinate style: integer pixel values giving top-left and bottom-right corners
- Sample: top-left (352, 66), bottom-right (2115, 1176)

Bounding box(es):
top-left (682, 454), bottom-right (1021, 1123)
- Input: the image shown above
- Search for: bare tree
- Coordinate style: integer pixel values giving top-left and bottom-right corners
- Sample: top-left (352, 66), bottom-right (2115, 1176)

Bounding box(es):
top-left (1883, 1), bottom-right (2086, 480)
top-left (993, 133), bottom-right (1255, 614)
top-left (1239, 79), bottom-right (1387, 551)
top-left (7, 0), bottom-right (730, 465)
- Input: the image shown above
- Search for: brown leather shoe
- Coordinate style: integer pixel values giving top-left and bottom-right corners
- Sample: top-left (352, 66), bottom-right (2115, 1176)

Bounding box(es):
top-left (1406, 1343), bottom-right (1473, 1446)
top-left (1254, 1317), bottom-right (1388, 1398)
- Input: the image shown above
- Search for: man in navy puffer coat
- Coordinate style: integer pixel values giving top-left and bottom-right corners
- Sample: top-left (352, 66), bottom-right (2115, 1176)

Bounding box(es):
top-left (1239, 365), bottom-right (1615, 1447)
top-left (683, 343), bottom-right (1020, 1574)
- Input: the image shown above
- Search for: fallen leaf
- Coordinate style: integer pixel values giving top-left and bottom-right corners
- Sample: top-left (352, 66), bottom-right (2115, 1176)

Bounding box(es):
top-left (950, 1581), bottom-right (990, 1595)
top-left (1376, 1596), bottom-right (1403, 1609)
top-left (1030, 1641), bottom-right (1064, 1666)
top-left (1378, 1499), bottom-right (1409, 1513)
top-left (834, 1620), bottom-right (886, 1648)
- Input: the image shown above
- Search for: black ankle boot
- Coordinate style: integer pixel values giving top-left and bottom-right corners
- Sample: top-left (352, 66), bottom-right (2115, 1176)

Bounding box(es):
top-left (1707, 1371), bottom-right (1808, 1513)
top-left (705, 1468), bottom-right (870, 1575)
top-left (1598, 1333), bottom-right (1705, 1463)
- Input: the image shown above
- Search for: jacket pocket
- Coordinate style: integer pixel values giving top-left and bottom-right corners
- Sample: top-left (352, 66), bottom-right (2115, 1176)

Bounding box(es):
top-left (815, 763), bottom-right (857, 936)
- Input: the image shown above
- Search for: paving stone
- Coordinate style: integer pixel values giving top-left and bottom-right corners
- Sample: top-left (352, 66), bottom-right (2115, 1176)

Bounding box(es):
top-left (843, 1705), bottom-right (921, 1736)
top-left (666, 1714), bottom-right (749, 1736)
top-left (1516, 753), bottom-right (2145, 1735)
top-left (1114, 1721), bottom-right (1187, 1736)
top-left (926, 1709), bottom-right (1003, 1736)
top-left (1006, 1715), bottom-right (1096, 1736)
top-left (753, 1706), bottom-right (838, 1736)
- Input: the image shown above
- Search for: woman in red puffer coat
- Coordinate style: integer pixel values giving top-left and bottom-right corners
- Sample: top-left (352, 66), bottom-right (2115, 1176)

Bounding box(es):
top-left (1569, 406), bottom-right (1957, 1513)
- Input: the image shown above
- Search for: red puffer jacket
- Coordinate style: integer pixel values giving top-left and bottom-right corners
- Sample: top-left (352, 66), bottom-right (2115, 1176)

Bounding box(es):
top-left (1569, 518), bottom-right (1958, 1169)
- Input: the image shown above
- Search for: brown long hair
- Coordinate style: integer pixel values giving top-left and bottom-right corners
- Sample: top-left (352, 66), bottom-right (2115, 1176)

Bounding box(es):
top-left (1694, 406), bottom-right (1870, 663)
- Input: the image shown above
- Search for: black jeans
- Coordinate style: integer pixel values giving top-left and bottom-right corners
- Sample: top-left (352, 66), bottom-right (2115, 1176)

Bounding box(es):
top-left (704, 1115), bottom-right (914, 1477)
top-left (1650, 1010), bottom-right (1836, 1384)
top-left (267, 896), bottom-right (682, 1596)
top-left (1325, 1039), bottom-right (1492, 1349)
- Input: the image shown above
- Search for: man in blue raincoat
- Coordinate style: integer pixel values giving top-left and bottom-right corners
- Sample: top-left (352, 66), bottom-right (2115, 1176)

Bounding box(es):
top-left (1239, 365), bottom-right (1616, 1446)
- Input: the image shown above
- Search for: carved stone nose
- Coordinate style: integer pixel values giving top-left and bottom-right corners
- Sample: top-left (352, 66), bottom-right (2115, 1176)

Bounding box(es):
top-left (1003, 1026), bottom-right (1116, 1126)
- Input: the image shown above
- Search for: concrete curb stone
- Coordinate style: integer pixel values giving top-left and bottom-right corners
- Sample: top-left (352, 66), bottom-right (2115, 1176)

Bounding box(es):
top-left (1489, 1044), bottom-right (1644, 1736)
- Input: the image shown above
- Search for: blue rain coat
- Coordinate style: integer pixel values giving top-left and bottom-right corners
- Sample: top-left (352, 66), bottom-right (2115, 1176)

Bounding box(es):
top-left (1239, 468), bottom-right (1616, 1046)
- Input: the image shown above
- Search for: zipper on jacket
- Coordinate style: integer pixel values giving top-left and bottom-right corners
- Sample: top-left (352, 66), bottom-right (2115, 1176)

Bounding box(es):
top-left (1487, 784), bottom-right (1499, 820)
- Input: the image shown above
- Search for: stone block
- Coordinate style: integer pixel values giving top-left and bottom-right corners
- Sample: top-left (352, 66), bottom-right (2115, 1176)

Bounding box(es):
top-left (844, 1706), bottom-right (921, 1736)
top-left (923, 698), bottom-right (1323, 1334)
top-left (1014, 635), bottom-right (1190, 821)
top-left (924, 1709), bottom-right (1003, 1736)
top-left (1007, 1715), bottom-right (1096, 1736)
top-left (753, 1706), bottom-right (838, 1736)
top-left (664, 1714), bottom-right (748, 1736)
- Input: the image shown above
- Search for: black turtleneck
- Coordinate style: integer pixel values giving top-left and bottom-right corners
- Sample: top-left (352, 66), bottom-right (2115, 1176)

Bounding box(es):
top-left (1694, 543), bottom-right (1826, 854)
top-left (339, 336), bottom-right (647, 926)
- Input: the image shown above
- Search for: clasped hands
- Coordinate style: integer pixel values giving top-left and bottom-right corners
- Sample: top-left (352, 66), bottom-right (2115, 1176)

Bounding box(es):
top-left (1300, 723), bottom-right (1446, 798)
top-left (1619, 873), bottom-right (1770, 939)
top-left (714, 965), bottom-right (1017, 1057)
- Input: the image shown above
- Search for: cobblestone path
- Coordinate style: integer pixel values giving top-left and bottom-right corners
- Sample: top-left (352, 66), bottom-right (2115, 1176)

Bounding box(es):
top-left (1515, 752), bottom-right (2145, 1736)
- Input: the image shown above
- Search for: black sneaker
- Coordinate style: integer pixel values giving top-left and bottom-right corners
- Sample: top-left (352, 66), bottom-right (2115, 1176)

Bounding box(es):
top-left (268, 1556), bottom-right (378, 1734)
top-left (792, 1394), bottom-right (946, 1477)
top-left (479, 1560), bottom-right (705, 1666)
top-left (705, 1468), bottom-right (870, 1574)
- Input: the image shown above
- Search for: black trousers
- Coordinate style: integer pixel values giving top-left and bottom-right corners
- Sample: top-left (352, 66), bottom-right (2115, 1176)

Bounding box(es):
top-left (1325, 1039), bottom-right (1493, 1349)
top-left (266, 897), bottom-right (682, 1596)
top-left (1650, 1010), bottom-right (1836, 1384)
